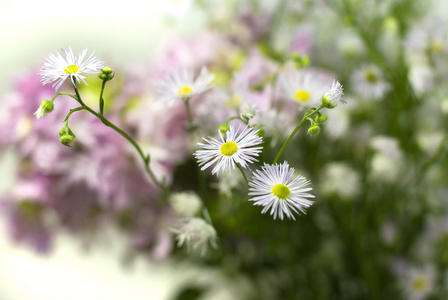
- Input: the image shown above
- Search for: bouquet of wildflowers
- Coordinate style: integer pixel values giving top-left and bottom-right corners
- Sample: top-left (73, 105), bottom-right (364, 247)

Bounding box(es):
top-left (1, 0), bottom-right (448, 299)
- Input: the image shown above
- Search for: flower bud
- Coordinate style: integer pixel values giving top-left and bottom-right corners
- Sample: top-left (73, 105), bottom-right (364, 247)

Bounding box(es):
top-left (316, 114), bottom-right (328, 124)
top-left (322, 80), bottom-right (344, 109)
top-left (99, 66), bottom-right (115, 81)
top-left (308, 124), bottom-right (320, 135)
top-left (34, 100), bottom-right (54, 119)
top-left (219, 124), bottom-right (230, 135)
top-left (101, 66), bottom-right (113, 75)
top-left (60, 134), bottom-right (74, 146)
top-left (59, 125), bottom-right (76, 146)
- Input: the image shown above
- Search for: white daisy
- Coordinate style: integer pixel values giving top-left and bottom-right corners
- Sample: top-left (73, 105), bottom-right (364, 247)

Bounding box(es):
top-left (401, 265), bottom-right (436, 300)
top-left (248, 161), bottom-right (314, 220)
top-left (194, 125), bottom-right (263, 176)
top-left (279, 69), bottom-right (331, 107)
top-left (39, 48), bottom-right (104, 92)
top-left (351, 64), bottom-right (391, 100)
top-left (157, 66), bottom-right (214, 104)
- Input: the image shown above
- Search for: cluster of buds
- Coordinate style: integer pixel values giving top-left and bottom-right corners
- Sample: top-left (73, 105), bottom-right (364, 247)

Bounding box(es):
top-left (59, 124), bottom-right (76, 146)
top-left (98, 66), bottom-right (115, 81)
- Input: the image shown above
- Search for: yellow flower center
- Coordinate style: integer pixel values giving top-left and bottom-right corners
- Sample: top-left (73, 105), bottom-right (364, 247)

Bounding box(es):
top-left (220, 141), bottom-right (238, 156)
top-left (412, 277), bottom-right (427, 291)
top-left (365, 70), bottom-right (378, 83)
top-left (64, 65), bottom-right (79, 74)
top-left (431, 41), bottom-right (444, 53)
top-left (294, 90), bottom-right (310, 103)
top-left (272, 183), bottom-right (291, 199)
top-left (177, 86), bottom-right (192, 96)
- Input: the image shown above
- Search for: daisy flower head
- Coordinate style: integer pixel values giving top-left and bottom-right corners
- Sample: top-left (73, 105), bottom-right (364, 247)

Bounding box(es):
top-left (351, 64), bottom-right (390, 100)
top-left (248, 161), bottom-right (314, 220)
top-left (157, 66), bottom-right (215, 104)
top-left (279, 69), bottom-right (330, 107)
top-left (39, 48), bottom-right (104, 92)
top-left (172, 217), bottom-right (217, 256)
top-left (194, 125), bottom-right (263, 176)
top-left (401, 265), bottom-right (436, 300)
top-left (405, 17), bottom-right (448, 55)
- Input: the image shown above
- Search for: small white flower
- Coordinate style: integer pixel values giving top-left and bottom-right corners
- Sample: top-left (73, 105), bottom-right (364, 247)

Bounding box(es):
top-left (157, 67), bottom-right (214, 104)
top-left (39, 48), bottom-right (104, 92)
top-left (194, 125), bottom-right (263, 176)
top-left (321, 162), bottom-right (360, 200)
top-left (240, 101), bottom-right (256, 120)
top-left (322, 80), bottom-right (344, 108)
top-left (401, 265), bottom-right (436, 300)
top-left (248, 161), bottom-right (314, 220)
top-left (212, 169), bottom-right (242, 197)
top-left (351, 64), bottom-right (390, 100)
top-left (279, 69), bottom-right (330, 106)
top-left (172, 217), bottom-right (217, 256)
top-left (405, 17), bottom-right (448, 55)
top-left (169, 191), bottom-right (202, 218)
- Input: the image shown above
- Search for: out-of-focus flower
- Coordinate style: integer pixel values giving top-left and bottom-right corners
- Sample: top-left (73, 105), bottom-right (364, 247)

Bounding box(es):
top-left (369, 136), bottom-right (404, 183)
top-left (279, 68), bottom-right (332, 107)
top-left (289, 25), bottom-right (314, 56)
top-left (236, 49), bottom-right (277, 86)
top-left (400, 265), bottom-right (436, 300)
top-left (320, 162), bottom-right (360, 200)
top-left (169, 191), bottom-right (202, 218)
top-left (405, 17), bottom-right (448, 55)
top-left (351, 64), bottom-right (390, 100)
top-left (1, 200), bottom-right (53, 254)
top-left (194, 125), bottom-right (263, 176)
top-left (417, 131), bottom-right (445, 155)
top-left (240, 101), bottom-right (256, 120)
top-left (173, 217), bottom-right (217, 256)
top-left (409, 63), bottom-right (434, 96)
top-left (39, 48), bottom-right (104, 92)
top-left (248, 161), bottom-right (314, 220)
top-left (156, 67), bottom-right (214, 103)
top-left (213, 169), bottom-right (242, 197)
top-left (370, 136), bottom-right (403, 160)
top-left (337, 29), bottom-right (365, 57)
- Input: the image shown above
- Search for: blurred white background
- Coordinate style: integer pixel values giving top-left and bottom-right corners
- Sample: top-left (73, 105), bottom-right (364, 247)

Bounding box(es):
top-left (0, 0), bottom-right (205, 93)
top-left (0, 0), bottom-right (208, 299)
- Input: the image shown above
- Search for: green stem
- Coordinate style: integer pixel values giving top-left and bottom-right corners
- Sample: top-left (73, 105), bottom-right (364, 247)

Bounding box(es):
top-left (273, 105), bottom-right (324, 164)
top-left (235, 162), bottom-right (249, 187)
top-left (225, 116), bottom-right (248, 126)
top-left (71, 85), bottom-right (170, 198)
top-left (184, 98), bottom-right (195, 132)
top-left (99, 79), bottom-right (107, 115)
top-left (50, 92), bottom-right (79, 102)
top-left (63, 107), bottom-right (85, 123)
top-left (72, 84), bottom-right (87, 107)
